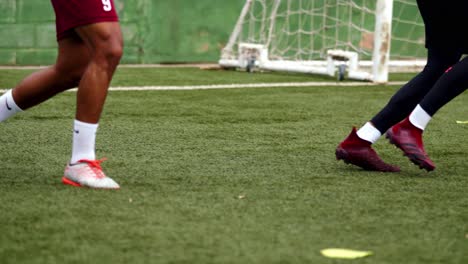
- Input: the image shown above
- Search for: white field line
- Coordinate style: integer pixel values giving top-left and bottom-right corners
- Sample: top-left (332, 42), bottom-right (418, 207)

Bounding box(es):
top-left (0, 81), bottom-right (405, 93)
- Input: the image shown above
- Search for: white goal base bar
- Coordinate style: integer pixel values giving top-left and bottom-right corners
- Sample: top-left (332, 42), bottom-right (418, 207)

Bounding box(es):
top-left (219, 43), bottom-right (425, 83)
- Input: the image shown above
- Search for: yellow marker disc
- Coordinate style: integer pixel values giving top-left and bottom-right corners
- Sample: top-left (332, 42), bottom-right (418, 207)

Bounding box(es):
top-left (320, 248), bottom-right (373, 259)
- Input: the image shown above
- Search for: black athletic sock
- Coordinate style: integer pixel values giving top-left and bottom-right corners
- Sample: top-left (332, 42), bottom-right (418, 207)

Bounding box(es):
top-left (420, 56), bottom-right (468, 116)
top-left (371, 48), bottom-right (461, 133)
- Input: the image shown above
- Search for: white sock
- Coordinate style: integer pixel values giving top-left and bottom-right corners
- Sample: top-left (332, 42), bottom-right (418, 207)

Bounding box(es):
top-left (0, 89), bottom-right (23, 122)
top-left (71, 120), bottom-right (99, 164)
top-left (409, 104), bottom-right (431, 130)
top-left (357, 122), bottom-right (382, 144)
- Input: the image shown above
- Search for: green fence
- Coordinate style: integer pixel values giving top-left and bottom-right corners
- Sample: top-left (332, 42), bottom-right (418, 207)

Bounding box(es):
top-left (0, 0), bottom-right (245, 65)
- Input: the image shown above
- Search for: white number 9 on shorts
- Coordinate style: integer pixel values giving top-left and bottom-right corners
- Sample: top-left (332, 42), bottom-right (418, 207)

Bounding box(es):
top-left (102, 0), bottom-right (112, 11)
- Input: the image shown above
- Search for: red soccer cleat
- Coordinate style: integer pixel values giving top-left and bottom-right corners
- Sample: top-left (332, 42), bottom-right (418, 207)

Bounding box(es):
top-left (336, 127), bottom-right (400, 172)
top-left (386, 117), bottom-right (435, 171)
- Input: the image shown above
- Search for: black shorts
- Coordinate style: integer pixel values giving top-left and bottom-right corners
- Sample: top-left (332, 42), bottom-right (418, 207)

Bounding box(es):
top-left (417, 0), bottom-right (468, 52)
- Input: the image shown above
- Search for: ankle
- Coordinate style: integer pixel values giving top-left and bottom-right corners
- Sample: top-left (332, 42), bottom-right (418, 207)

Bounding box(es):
top-left (342, 128), bottom-right (372, 147)
top-left (403, 117), bottom-right (423, 134)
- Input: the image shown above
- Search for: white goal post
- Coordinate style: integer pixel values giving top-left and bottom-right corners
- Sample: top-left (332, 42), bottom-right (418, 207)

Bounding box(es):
top-left (219, 0), bottom-right (427, 83)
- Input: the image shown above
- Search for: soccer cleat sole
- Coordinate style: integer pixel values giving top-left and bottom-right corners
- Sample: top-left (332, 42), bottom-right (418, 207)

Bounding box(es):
top-left (62, 177), bottom-right (83, 187)
top-left (386, 132), bottom-right (435, 172)
top-left (62, 176), bottom-right (120, 190)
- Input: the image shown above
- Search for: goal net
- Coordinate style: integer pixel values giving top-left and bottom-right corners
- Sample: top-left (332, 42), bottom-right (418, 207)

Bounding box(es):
top-left (219, 0), bottom-right (426, 83)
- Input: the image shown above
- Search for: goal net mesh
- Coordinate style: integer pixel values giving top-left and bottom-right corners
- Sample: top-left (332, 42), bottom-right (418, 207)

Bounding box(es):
top-left (223, 0), bottom-right (425, 65)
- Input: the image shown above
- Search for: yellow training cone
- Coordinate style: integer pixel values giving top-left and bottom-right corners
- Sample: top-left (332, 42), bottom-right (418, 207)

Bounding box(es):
top-left (320, 248), bottom-right (373, 259)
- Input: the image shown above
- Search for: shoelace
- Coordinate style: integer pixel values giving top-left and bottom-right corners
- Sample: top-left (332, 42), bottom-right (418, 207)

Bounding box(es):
top-left (78, 158), bottom-right (107, 179)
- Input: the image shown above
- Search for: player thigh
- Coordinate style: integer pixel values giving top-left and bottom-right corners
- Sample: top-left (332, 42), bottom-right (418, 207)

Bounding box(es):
top-left (51, 0), bottom-right (122, 57)
top-left (75, 22), bottom-right (123, 60)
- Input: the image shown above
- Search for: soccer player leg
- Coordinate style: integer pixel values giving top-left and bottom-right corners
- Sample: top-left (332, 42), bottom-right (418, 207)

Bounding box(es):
top-left (336, 48), bottom-right (461, 172)
top-left (388, 56), bottom-right (468, 171)
top-left (419, 57), bottom-right (468, 119)
top-left (62, 22), bottom-right (123, 189)
top-left (371, 48), bottom-right (461, 133)
top-left (74, 22), bottom-right (123, 124)
top-left (395, 58), bottom-right (468, 171)
top-left (0, 37), bottom-right (90, 122)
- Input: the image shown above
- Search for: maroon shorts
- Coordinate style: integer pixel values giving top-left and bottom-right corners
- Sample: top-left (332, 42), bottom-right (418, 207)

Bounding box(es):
top-left (50, 0), bottom-right (119, 40)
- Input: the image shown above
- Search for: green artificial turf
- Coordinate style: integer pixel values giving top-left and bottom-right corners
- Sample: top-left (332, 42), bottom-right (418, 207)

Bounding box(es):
top-left (0, 67), bottom-right (467, 264)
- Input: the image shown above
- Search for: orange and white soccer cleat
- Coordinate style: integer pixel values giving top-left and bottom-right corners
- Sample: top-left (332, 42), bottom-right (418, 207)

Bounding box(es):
top-left (62, 159), bottom-right (120, 189)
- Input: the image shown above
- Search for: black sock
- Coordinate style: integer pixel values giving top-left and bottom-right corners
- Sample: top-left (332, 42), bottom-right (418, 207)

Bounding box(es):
top-left (420, 56), bottom-right (468, 116)
top-left (371, 48), bottom-right (461, 133)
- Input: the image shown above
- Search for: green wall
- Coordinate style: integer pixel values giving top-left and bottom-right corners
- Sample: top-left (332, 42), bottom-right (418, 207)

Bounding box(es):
top-left (0, 0), bottom-right (245, 65)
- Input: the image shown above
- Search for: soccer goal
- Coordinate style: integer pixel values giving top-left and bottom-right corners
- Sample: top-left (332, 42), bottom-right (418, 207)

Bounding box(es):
top-left (219, 0), bottom-right (427, 83)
